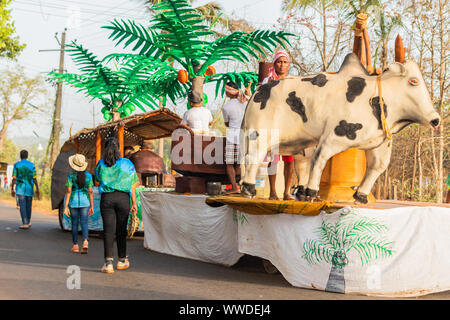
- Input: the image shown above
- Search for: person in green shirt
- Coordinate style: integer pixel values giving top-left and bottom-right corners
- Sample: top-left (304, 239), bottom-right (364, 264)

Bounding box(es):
top-left (11, 150), bottom-right (40, 229)
top-left (95, 136), bottom-right (138, 274)
top-left (64, 154), bottom-right (94, 254)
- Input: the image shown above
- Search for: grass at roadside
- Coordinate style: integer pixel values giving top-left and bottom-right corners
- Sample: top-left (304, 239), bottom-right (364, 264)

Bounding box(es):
top-left (0, 191), bottom-right (57, 216)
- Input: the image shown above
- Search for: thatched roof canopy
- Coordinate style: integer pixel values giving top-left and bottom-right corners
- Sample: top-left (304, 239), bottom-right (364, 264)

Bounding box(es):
top-left (60, 108), bottom-right (182, 159)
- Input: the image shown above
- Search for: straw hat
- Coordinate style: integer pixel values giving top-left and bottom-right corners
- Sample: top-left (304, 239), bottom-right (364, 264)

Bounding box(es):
top-left (68, 154), bottom-right (88, 172)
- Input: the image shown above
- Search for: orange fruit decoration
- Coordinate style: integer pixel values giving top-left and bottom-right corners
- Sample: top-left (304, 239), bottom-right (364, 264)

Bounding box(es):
top-left (177, 69), bottom-right (189, 84)
top-left (204, 65), bottom-right (216, 77)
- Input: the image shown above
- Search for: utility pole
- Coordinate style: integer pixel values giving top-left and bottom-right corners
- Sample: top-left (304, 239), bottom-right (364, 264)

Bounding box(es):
top-left (40, 29), bottom-right (66, 178)
top-left (50, 29), bottom-right (66, 167)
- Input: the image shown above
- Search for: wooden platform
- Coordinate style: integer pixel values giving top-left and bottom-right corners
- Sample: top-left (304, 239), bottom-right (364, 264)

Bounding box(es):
top-left (330, 200), bottom-right (450, 210)
top-left (205, 194), bottom-right (449, 216)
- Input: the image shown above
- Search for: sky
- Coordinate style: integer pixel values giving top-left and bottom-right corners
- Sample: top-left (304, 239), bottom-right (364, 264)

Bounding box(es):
top-left (1, 0), bottom-right (283, 141)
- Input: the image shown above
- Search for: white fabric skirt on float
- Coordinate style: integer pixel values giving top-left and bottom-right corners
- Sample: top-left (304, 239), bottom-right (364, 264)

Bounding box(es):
top-left (238, 206), bottom-right (450, 297)
top-left (140, 192), bottom-right (243, 267)
top-left (141, 191), bottom-right (450, 297)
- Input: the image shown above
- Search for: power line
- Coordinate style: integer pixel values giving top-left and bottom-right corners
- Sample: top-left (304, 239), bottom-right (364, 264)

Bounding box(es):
top-left (12, 4), bottom-right (147, 26)
top-left (15, 0), bottom-right (142, 18)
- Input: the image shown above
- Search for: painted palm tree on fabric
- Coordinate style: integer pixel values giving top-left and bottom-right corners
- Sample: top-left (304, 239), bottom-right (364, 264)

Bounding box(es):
top-left (103, 0), bottom-right (296, 109)
top-left (48, 41), bottom-right (186, 121)
top-left (302, 207), bottom-right (394, 293)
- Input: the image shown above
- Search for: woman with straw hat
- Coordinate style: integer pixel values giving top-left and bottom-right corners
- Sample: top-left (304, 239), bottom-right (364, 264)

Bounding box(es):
top-left (64, 153), bottom-right (94, 254)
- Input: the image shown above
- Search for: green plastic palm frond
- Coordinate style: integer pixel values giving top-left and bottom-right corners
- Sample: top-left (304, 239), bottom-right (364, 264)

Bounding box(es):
top-left (205, 71), bottom-right (257, 98)
top-left (65, 41), bottom-right (104, 75)
top-left (64, 41), bottom-right (122, 99)
top-left (152, 13), bottom-right (210, 65)
top-left (152, 0), bottom-right (204, 26)
top-left (102, 19), bottom-right (162, 58)
top-left (198, 30), bottom-right (296, 76)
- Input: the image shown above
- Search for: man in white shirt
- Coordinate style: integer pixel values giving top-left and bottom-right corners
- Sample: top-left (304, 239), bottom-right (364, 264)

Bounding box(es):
top-left (181, 91), bottom-right (213, 134)
top-left (222, 81), bottom-right (251, 194)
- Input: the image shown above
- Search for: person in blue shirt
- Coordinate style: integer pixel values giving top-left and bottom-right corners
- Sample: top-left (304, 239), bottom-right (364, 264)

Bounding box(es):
top-left (64, 154), bottom-right (94, 254)
top-left (11, 150), bottom-right (40, 229)
top-left (95, 136), bottom-right (138, 274)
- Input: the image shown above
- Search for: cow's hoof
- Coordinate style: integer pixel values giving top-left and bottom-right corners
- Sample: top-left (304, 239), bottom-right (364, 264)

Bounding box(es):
top-left (353, 191), bottom-right (368, 204)
top-left (305, 188), bottom-right (319, 202)
top-left (305, 188), bottom-right (318, 198)
top-left (295, 185), bottom-right (306, 201)
top-left (241, 182), bottom-right (256, 198)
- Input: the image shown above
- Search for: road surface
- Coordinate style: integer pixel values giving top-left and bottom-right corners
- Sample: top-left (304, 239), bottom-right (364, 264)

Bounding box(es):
top-left (1, 201), bottom-right (449, 301)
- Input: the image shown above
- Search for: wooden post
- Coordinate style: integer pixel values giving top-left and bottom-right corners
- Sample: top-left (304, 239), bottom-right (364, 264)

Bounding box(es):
top-left (118, 125), bottom-right (124, 157)
top-left (74, 138), bottom-right (79, 153)
top-left (95, 131), bottom-right (101, 186)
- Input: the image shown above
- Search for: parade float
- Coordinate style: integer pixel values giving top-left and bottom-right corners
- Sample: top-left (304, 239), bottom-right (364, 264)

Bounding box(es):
top-left (50, 0), bottom-right (449, 298)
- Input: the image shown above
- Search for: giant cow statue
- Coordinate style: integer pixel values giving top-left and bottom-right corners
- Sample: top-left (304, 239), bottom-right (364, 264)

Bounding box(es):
top-left (240, 53), bottom-right (440, 203)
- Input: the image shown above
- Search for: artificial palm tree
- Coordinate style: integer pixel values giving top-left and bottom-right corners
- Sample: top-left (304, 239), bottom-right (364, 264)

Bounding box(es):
top-left (103, 0), bottom-right (296, 109)
top-left (48, 41), bottom-right (187, 121)
top-left (302, 207), bottom-right (394, 293)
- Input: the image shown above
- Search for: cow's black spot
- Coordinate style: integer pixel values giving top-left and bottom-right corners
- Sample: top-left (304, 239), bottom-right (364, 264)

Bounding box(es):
top-left (249, 130), bottom-right (259, 140)
top-left (346, 77), bottom-right (366, 102)
top-left (334, 120), bottom-right (363, 140)
top-left (301, 74), bottom-right (328, 87)
top-left (370, 96), bottom-right (388, 130)
top-left (254, 80), bottom-right (280, 110)
top-left (286, 91), bottom-right (308, 122)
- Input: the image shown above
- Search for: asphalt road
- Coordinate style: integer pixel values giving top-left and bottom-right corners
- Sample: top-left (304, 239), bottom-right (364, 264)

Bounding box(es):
top-left (1, 201), bottom-right (449, 301)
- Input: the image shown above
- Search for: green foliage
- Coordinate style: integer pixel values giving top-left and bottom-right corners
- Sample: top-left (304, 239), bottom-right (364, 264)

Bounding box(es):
top-left (302, 208), bottom-right (394, 268)
top-left (0, 139), bottom-right (18, 163)
top-left (38, 172), bottom-right (52, 199)
top-left (0, 0), bottom-right (25, 59)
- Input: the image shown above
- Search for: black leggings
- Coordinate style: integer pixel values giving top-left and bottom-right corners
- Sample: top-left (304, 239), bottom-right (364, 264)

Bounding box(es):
top-left (100, 191), bottom-right (130, 260)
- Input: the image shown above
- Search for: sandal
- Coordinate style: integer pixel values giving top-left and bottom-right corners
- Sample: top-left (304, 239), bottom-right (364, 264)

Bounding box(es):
top-left (81, 240), bottom-right (88, 254)
top-left (71, 244), bottom-right (79, 253)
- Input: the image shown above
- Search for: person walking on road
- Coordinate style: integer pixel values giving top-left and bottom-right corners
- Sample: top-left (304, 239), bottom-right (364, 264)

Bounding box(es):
top-left (11, 150), bottom-right (40, 229)
top-left (95, 136), bottom-right (138, 274)
top-left (63, 154), bottom-right (94, 254)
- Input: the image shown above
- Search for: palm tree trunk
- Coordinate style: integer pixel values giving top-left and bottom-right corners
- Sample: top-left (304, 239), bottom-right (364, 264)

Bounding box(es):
top-left (325, 266), bottom-right (345, 293)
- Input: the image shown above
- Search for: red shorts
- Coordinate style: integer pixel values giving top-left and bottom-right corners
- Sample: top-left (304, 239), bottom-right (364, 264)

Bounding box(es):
top-left (270, 154), bottom-right (294, 163)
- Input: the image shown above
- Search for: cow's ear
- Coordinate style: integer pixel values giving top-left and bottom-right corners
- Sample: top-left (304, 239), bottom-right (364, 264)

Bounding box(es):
top-left (337, 53), bottom-right (370, 76)
top-left (386, 62), bottom-right (407, 76)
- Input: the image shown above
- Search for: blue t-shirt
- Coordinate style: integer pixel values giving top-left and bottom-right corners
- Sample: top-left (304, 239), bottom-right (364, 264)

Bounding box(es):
top-left (95, 158), bottom-right (138, 195)
top-left (12, 159), bottom-right (36, 197)
top-left (65, 171), bottom-right (94, 208)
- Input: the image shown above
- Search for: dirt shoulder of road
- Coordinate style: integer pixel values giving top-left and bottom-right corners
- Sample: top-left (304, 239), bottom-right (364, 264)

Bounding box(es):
top-left (0, 192), bottom-right (57, 216)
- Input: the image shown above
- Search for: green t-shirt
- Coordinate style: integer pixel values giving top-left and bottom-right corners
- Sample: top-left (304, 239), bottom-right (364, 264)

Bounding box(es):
top-left (95, 158), bottom-right (138, 194)
top-left (12, 159), bottom-right (36, 197)
top-left (65, 171), bottom-right (93, 208)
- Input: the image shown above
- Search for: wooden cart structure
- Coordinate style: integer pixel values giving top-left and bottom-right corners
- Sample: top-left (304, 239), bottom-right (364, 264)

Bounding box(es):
top-left (50, 108), bottom-right (182, 233)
